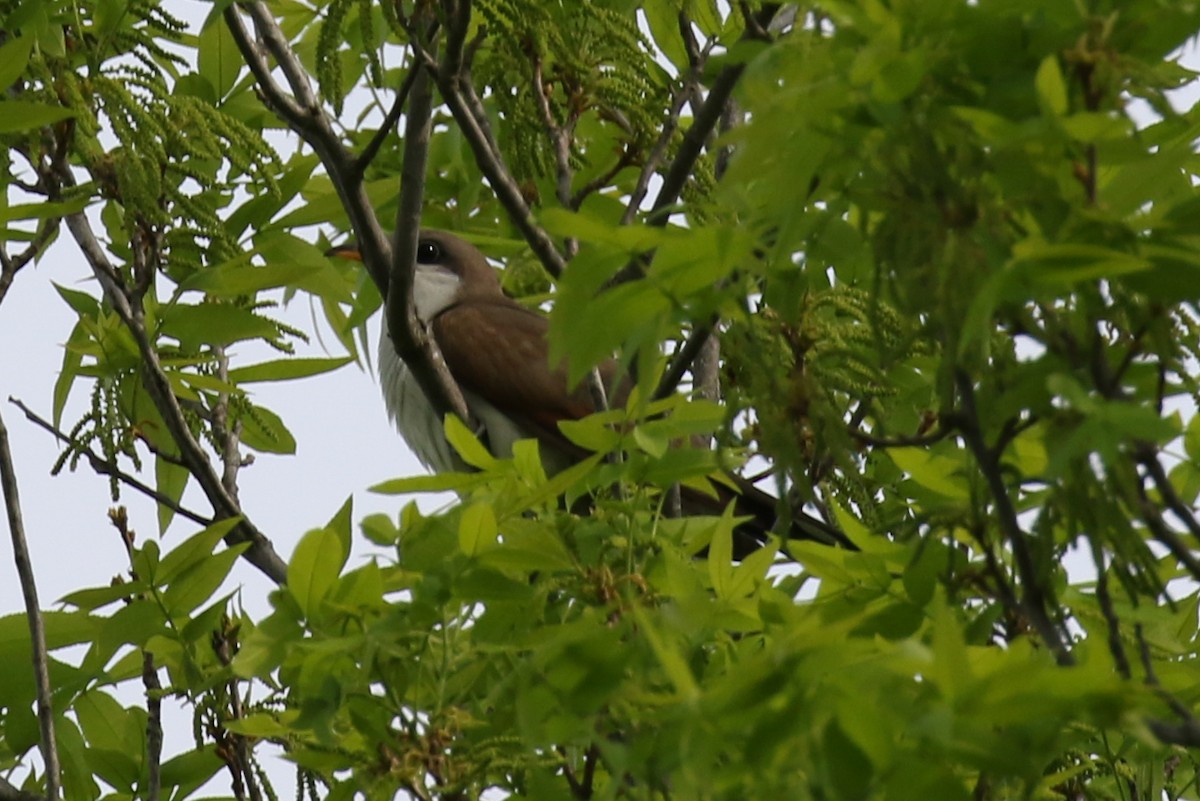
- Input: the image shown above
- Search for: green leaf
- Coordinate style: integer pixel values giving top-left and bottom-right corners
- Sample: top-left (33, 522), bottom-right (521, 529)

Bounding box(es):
top-left (75, 690), bottom-right (141, 759)
top-left (155, 454), bottom-right (189, 534)
top-left (0, 100), bottom-right (74, 132)
top-left (289, 520), bottom-right (350, 618)
top-left (370, 472), bottom-right (485, 494)
top-left (162, 544), bottom-right (245, 615)
top-left (159, 746), bottom-right (223, 797)
top-left (180, 257), bottom-right (321, 297)
top-left (707, 504), bottom-right (736, 598)
top-left (444, 414), bottom-right (497, 469)
top-left (630, 607), bottom-right (698, 700)
top-left (226, 356), bottom-right (352, 383)
top-left (197, 11), bottom-right (241, 100)
top-left (0, 35), bottom-right (33, 89)
top-left (239, 403), bottom-right (297, 454)
top-left (58, 581), bottom-right (147, 611)
top-left (0, 196), bottom-right (90, 224)
top-left (1103, 138), bottom-right (1196, 218)
top-left (1035, 55), bottom-right (1068, 117)
top-left (159, 302), bottom-right (282, 350)
top-left (156, 518), bottom-right (241, 586)
top-left (889, 448), bottom-right (970, 501)
top-left (458, 502), bottom-right (498, 556)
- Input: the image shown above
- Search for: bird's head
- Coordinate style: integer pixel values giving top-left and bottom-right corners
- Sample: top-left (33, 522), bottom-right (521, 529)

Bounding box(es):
top-left (327, 229), bottom-right (502, 322)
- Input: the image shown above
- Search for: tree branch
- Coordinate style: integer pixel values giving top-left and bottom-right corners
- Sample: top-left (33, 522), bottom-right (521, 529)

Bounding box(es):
top-left (1136, 445), bottom-right (1200, 546)
top-left (224, 3), bottom-right (393, 293)
top-left (55, 195), bottom-right (287, 585)
top-left (389, 48), bottom-right (474, 426)
top-left (0, 218), bottom-right (60, 309)
top-left (648, 4), bottom-right (778, 226)
top-left (9, 398), bottom-right (213, 528)
top-left (612, 4), bottom-right (780, 286)
top-left (1093, 551), bottom-right (1131, 680)
top-left (354, 64), bottom-right (420, 177)
top-left (620, 19), bottom-right (709, 227)
top-left (953, 370), bottom-right (1074, 665)
top-left (654, 318), bottom-right (716, 400)
top-left (0, 777), bottom-right (46, 801)
top-left (0, 410), bottom-right (61, 800)
top-left (413, 16), bottom-right (569, 279)
top-left (1131, 465), bottom-right (1200, 582)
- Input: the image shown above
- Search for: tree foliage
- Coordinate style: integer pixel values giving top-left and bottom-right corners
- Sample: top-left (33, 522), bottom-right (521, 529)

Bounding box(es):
top-left (1, 1), bottom-right (1200, 800)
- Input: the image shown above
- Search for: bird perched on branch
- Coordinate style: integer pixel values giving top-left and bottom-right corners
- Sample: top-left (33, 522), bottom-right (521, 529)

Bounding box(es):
top-left (329, 229), bottom-right (853, 556)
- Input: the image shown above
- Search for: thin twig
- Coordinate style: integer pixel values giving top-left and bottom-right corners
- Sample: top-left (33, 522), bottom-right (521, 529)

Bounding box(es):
top-left (1137, 446), bottom-right (1200, 546)
top-left (655, 319), bottom-right (716, 400)
top-left (0, 410), bottom-right (61, 800)
top-left (9, 398), bottom-right (213, 527)
top-left (848, 426), bottom-right (951, 449)
top-left (570, 149), bottom-right (634, 210)
top-left (1136, 623), bottom-right (1196, 723)
top-left (0, 218), bottom-right (60, 308)
top-left (1092, 551), bottom-right (1131, 680)
top-left (531, 56), bottom-right (575, 210)
top-left (953, 371), bottom-right (1073, 665)
top-left (354, 63), bottom-right (420, 177)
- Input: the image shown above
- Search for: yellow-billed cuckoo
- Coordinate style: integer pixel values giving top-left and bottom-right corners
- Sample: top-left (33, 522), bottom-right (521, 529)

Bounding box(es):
top-left (330, 230), bottom-right (853, 555)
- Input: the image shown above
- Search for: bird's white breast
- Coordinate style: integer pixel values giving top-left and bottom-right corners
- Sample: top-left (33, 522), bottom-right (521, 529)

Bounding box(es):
top-left (378, 323), bottom-right (533, 473)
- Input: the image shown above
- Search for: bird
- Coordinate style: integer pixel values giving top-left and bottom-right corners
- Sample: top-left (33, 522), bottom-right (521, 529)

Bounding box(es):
top-left (328, 229), bottom-right (854, 556)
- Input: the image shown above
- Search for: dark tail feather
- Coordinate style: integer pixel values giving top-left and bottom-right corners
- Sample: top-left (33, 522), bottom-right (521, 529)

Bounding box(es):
top-left (679, 477), bottom-right (858, 559)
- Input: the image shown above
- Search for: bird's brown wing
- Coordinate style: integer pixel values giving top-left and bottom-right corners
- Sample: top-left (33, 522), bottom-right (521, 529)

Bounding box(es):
top-left (431, 298), bottom-right (854, 556)
top-left (431, 298), bottom-right (622, 452)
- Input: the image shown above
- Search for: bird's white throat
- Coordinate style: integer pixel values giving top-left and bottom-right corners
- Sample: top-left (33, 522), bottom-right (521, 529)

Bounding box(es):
top-left (412, 264), bottom-right (461, 322)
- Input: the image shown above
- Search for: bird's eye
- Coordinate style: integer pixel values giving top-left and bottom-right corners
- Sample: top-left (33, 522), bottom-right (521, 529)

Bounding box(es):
top-left (416, 241), bottom-right (442, 264)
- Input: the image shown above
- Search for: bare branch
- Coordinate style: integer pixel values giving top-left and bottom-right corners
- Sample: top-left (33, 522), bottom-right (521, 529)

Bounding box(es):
top-left (531, 57), bottom-right (574, 210)
top-left (224, 3), bottom-right (393, 293)
top-left (414, 25), bottom-right (569, 278)
top-left (221, 6), bottom-right (306, 123)
top-left (1131, 467), bottom-right (1200, 582)
top-left (620, 32), bottom-right (708, 226)
top-left (0, 777), bottom-right (47, 801)
top-left (953, 371), bottom-right (1074, 665)
top-left (0, 218), bottom-right (60, 309)
top-left (1137, 445), bottom-right (1200, 546)
top-left (9, 398), bottom-right (213, 528)
top-left (0, 410), bottom-right (61, 800)
top-left (655, 319), bottom-right (716, 400)
top-left (1093, 552), bottom-right (1131, 680)
top-left (55, 198), bottom-right (287, 585)
top-left (244, 1), bottom-right (320, 111)
top-left (614, 5), bottom-right (780, 286)
top-left (570, 149), bottom-right (634, 210)
top-left (389, 52), bottom-right (474, 425)
top-left (354, 64), bottom-right (421, 177)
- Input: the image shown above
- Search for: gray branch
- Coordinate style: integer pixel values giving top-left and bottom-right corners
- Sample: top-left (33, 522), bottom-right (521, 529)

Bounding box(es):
top-left (0, 410), bottom-right (61, 799)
